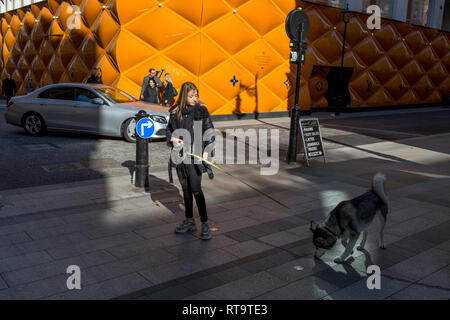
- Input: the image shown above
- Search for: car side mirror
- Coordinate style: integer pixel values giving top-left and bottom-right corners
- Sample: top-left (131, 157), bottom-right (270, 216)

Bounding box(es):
top-left (91, 98), bottom-right (104, 105)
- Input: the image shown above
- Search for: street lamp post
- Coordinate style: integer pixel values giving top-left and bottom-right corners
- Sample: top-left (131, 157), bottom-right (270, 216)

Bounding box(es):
top-left (336, 4), bottom-right (351, 116)
top-left (285, 8), bottom-right (310, 165)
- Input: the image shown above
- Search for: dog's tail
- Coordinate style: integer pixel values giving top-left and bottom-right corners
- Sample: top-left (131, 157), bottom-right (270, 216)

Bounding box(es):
top-left (372, 172), bottom-right (389, 216)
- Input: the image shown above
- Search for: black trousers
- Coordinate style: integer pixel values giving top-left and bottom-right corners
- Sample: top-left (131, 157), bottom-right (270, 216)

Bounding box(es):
top-left (176, 164), bottom-right (208, 222)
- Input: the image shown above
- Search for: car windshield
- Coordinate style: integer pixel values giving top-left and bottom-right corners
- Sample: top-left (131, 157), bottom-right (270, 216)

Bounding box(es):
top-left (95, 87), bottom-right (137, 103)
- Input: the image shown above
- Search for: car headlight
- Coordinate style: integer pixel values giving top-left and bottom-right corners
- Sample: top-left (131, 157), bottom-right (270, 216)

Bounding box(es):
top-left (149, 115), bottom-right (167, 124)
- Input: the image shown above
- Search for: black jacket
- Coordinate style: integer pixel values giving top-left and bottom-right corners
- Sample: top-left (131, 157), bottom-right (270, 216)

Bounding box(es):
top-left (143, 86), bottom-right (161, 104)
top-left (163, 82), bottom-right (177, 105)
top-left (2, 78), bottom-right (17, 96)
top-left (166, 104), bottom-right (215, 182)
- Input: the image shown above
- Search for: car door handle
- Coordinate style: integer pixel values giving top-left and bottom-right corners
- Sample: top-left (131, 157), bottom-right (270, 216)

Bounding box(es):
top-left (40, 103), bottom-right (46, 106)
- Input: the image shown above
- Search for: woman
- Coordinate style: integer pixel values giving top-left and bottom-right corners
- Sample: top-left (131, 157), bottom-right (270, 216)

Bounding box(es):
top-left (163, 73), bottom-right (177, 107)
top-left (143, 78), bottom-right (161, 104)
top-left (166, 82), bottom-right (215, 240)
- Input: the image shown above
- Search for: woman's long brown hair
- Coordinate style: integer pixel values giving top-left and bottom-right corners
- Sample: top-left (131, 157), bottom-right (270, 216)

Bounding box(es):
top-left (172, 82), bottom-right (205, 120)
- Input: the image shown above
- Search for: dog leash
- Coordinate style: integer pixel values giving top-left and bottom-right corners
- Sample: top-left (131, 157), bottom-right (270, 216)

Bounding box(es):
top-left (186, 151), bottom-right (314, 223)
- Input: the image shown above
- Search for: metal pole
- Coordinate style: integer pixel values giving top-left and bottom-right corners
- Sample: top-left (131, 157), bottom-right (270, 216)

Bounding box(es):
top-left (135, 110), bottom-right (149, 188)
top-left (287, 22), bottom-right (305, 165)
top-left (337, 6), bottom-right (350, 116)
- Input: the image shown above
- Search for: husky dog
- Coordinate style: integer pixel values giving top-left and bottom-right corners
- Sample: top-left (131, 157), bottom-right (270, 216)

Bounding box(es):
top-left (311, 173), bottom-right (389, 264)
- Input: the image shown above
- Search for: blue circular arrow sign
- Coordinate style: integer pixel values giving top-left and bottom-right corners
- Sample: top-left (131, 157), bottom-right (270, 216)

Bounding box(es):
top-left (136, 118), bottom-right (155, 139)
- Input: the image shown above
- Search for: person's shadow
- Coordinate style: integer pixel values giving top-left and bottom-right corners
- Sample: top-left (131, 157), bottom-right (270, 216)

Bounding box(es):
top-left (146, 174), bottom-right (184, 216)
top-left (121, 160), bottom-right (184, 216)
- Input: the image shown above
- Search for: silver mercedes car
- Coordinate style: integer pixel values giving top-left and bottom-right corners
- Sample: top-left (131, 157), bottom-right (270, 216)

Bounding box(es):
top-left (4, 83), bottom-right (169, 143)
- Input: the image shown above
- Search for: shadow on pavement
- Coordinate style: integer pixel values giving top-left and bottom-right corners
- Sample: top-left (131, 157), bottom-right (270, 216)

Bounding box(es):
top-left (146, 174), bottom-right (184, 216)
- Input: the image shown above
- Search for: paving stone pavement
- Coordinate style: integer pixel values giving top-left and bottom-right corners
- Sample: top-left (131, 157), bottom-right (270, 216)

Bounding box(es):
top-left (1, 109), bottom-right (450, 300)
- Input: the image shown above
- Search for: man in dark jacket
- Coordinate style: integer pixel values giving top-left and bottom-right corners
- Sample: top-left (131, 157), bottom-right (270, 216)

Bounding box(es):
top-left (140, 68), bottom-right (162, 100)
top-left (86, 68), bottom-right (103, 84)
top-left (2, 75), bottom-right (17, 104)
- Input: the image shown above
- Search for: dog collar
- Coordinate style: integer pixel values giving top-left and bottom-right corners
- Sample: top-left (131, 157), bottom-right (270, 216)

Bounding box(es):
top-left (324, 226), bottom-right (338, 238)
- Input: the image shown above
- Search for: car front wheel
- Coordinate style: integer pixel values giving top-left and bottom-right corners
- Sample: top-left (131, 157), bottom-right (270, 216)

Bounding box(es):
top-left (123, 118), bottom-right (137, 143)
top-left (23, 113), bottom-right (46, 136)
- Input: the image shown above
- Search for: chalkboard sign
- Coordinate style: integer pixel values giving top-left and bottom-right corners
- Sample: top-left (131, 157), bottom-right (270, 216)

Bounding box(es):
top-left (298, 118), bottom-right (326, 165)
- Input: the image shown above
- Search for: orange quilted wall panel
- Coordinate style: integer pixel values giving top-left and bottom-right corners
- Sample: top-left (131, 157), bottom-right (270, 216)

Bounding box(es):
top-left (0, 0), bottom-right (449, 115)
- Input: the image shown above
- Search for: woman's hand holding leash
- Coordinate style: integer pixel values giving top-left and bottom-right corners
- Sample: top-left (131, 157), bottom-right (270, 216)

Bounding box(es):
top-left (171, 137), bottom-right (183, 147)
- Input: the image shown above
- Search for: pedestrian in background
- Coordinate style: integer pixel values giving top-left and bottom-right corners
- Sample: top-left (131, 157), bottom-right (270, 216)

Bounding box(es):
top-left (86, 68), bottom-right (103, 84)
top-left (167, 82), bottom-right (215, 240)
top-left (140, 68), bottom-right (162, 100)
top-left (2, 74), bottom-right (17, 104)
top-left (163, 73), bottom-right (177, 107)
top-left (143, 78), bottom-right (161, 104)
top-left (24, 77), bottom-right (36, 94)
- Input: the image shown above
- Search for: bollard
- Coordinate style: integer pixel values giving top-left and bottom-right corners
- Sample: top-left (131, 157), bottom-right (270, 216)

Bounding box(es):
top-left (135, 110), bottom-right (149, 188)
